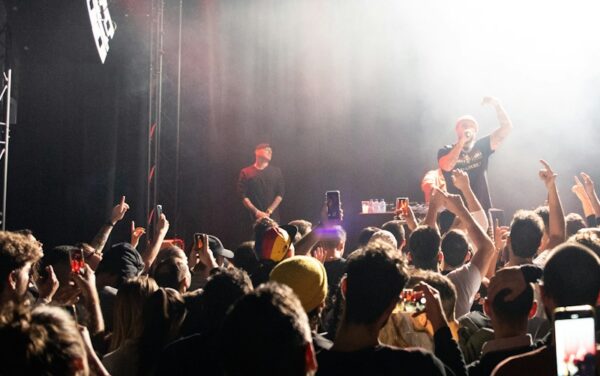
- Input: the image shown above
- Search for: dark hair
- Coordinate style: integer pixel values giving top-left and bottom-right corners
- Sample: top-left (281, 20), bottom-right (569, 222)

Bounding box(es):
top-left (569, 229), bottom-right (600, 258)
top-left (221, 282), bottom-right (311, 376)
top-left (408, 226), bottom-right (441, 271)
top-left (441, 229), bottom-right (470, 268)
top-left (137, 288), bottom-right (187, 376)
top-left (382, 220), bottom-right (406, 249)
top-left (345, 242), bottom-right (409, 325)
top-left (509, 210), bottom-right (544, 258)
top-left (288, 220), bottom-right (313, 242)
top-left (151, 257), bottom-right (189, 291)
top-left (0, 232), bottom-right (43, 292)
top-left (407, 269), bottom-right (457, 321)
top-left (0, 302), bottom-right (87, 375)
top-left (182, 267), bottom-right (252, 337)
top-left (565, 213), bottom-right (586, 238)
top-left (232, 241), bottom-right (259, 275)
top-left (491, 284), bottom-right (534, 327)
top-left (357, 226), bottom-right (380, 247)
top-left (533, 206), bottom-right (550, 234)
top-left (543, 243), bottom-right (600, 308)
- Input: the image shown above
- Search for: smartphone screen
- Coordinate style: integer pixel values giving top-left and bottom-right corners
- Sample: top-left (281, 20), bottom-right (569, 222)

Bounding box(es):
top-left (554, 306), bottom-right (596, 376)
top-left (396, 197), bottom-right (409, 218)
top-left (70, 248), bottom-right (85, 273)
top-left (326, 191), bottom-right (341, 220)
top-left (194, 233), bottom-right (204, 250)
top-left (400, 288), bottom-right (425, 313)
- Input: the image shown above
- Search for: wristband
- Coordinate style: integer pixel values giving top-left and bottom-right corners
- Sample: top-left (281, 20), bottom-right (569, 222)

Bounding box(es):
top-left (266, 209), bottom-right (273, 215)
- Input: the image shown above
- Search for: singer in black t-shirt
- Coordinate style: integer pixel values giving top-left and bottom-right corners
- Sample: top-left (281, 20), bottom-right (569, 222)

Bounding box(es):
top-left (238, 143), bottom-right (285, 223)
top-left (437, 97), bottom-right (513, 212)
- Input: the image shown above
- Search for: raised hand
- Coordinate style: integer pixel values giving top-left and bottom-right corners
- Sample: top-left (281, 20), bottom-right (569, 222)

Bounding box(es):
top-left (37, 265), bottom-right (59, 303)
top-left (130, 221), bottom-right (146, 248)
top-left (580, 172), bottom-right (596, 198)
top-left (110, 196), bottom-right (130, 224)
top-left (481, 96), bottom-right (500, 107)
top-left (72, 264), bottom-right (99, 303)
top-left (412, 282), bottom-right (448, 331)
top-left (156, 213), bottom-right (170, 236)
top-left (451, 169), bottom-right (471, 193)
top-left (311, 246), bottom-right (325, 264)
top-left (538, 160), bottom-right (557, 188)
top-left (493, 218), bottom-right (510, 251)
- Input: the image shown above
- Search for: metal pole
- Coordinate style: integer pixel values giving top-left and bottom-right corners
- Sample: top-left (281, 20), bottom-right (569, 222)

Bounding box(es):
top-left (174, 0), bottom-right (183, 233)
top-left (2, 69), bottom-right (11, 231)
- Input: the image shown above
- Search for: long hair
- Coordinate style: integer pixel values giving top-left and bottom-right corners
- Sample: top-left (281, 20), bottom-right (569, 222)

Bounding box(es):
top-left (137, 288), bottom-right (187, 376)
top-left (110, 276), bottom-right (159, 351)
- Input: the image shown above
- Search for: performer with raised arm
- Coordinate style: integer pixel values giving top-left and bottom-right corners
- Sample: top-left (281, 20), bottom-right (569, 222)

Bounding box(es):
top-left (437, 96), bottom-right (513, 212)
top-left (238, 143), bottom-right (285, 224)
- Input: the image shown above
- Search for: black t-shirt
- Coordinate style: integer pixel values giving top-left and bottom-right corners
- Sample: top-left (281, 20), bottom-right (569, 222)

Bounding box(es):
top-left (324, 258), bottom-right (347, 295)
top-left (316, 345), bottom-right (447, 376)
top-left (438, 135), bottom-right (494, 211)
top-left (238, 164), bottom-right (285, 221)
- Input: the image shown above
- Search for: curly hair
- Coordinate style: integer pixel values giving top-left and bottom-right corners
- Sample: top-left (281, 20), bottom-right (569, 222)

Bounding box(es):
top-left (0, 302), bottom-right (87, 375)
top-left (0, 231), bottom-right (43, 290)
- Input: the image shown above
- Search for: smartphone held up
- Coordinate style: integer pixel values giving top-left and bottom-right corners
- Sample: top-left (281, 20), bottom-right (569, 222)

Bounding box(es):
top-left (326, 190), bottom-right (342, 221)
top-left (554, 305), bottom-right (596, 376)
top-left (69, 247), bottom-right (85, 273)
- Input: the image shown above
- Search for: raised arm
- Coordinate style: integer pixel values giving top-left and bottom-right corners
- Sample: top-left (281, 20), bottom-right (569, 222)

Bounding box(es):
top-left (581, 172), bottom-right (600, 220)
top-left (483, 96), bottom-right (513, 151)
top-left (422, 188), bottom-right (444, 232)
top-left (539, 160), bottom-right (566, 249)
top-left (441, 189), bottom-right (496, 278)
top-left (439, 137), bottom-right (467, 172)
top-left (572, 176), bottom-right (595, 219)
top-left (451, 169), bottom-right (489, 230)
top-left (141, 213), bottom-right (169, 272)
top-left (89, 196), bottom-right (130, 253)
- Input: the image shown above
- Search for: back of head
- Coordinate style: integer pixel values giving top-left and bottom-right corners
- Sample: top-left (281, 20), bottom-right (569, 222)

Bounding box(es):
top-left (345, 242), bottom-right (409, 325)
top-left (441, 229), bottom-right (470, 268)
top-left (569, 229), bottom-right (600, 258)
top-left (533, 206), bottom-right (550, 234)
top-left (0, 302), bottom-right (87, 375)
top-left (407, 269), bottom-right (457, 321)
top-left (543, 243), bottom-right (600, 308)
top-left (149, 245), bottom-right (186, 275)
top-left (369, 230), bottom-right (398, 250)
top-left (357, 226), bottom-right (380, 247)
top-left (318, 226), bottom-right (346, 251)
top-left (138, 288), bottom-right (187, 375)
top-left (96, 242), bottom-right (145, 288)
top-left (408, 225), bottom-right (441, 271)
top-left (382, 220), bottom-right (406, 249)
top-left (253, 217), bottom-right (278, 255)
top-left (490, 285), bottom-right (534, 328)
top-left (288, 219), bottom-right (313, 242)
top-left (151, 256), bottom-right (189, 291)
top-left (110, 276), bottom-right (159, 351)
top-left (509, 210), bottom-right (544, 258)
top-left (565, 213), bottom-right (586, 238)
top-left (270, 256), bottom-right (328, 315)
top-left (0, 231), bottom-right (43, 292)
top-left (221, 282), bottom-right (311, 376)
top-left (232, 241), bottom-right (259, 275)
top-left (193, 267), bottom-right (253, 336)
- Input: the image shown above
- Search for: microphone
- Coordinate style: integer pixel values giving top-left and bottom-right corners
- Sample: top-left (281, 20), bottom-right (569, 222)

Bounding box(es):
top-left (464, 130), bottom-right (473, 139)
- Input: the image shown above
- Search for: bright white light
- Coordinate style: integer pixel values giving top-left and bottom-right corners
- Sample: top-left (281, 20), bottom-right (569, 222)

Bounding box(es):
top-left (87, 0), bottom-right (116, 64)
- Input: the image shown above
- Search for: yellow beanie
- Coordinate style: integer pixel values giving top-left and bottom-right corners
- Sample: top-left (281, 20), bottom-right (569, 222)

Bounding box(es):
top-left (269, 256), bottom-right (328, 313)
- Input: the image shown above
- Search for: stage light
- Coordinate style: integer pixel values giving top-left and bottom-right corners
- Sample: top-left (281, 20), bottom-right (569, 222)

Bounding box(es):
top-left (86, 0), bottom-right (116, 63)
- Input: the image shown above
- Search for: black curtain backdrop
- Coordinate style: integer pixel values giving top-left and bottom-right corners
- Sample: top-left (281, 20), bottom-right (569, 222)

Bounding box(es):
top-left (7, 1), bottom-right (600, 251)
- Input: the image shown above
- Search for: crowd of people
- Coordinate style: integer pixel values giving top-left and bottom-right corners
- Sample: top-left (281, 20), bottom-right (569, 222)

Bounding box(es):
top-left (0, 156), bottom-right (599, 376)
